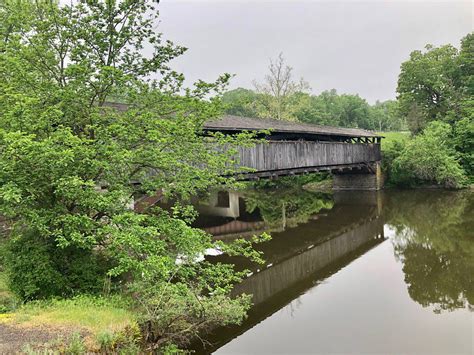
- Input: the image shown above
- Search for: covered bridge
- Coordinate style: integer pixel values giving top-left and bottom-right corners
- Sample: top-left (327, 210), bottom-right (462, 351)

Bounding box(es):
top-left (104, 102), bottom-right (383, 189)
top-left (203, 115), bottom-right (383, 189)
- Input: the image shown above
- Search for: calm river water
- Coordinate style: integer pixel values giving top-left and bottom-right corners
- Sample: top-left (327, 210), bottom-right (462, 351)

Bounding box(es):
top-left (191, 188), bottom-right (473, 354)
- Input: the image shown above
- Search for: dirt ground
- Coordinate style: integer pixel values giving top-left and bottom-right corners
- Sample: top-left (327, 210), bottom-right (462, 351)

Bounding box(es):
top-left (0, 323), bottom-right (78, 354)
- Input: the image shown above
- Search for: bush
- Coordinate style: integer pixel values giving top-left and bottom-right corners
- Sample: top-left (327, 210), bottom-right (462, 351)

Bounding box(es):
top-left (390, 121), bottom-right (467, 188)
top-left (5, 231), bottom-right (111, 300)
top-left (381, 138), bottom-right (406, 186)
top-left (129, 269), bottom-right (252, 350)
top-left (453, 116), bottom-right (474, 179)
top-left (96, 323), bottom-right (141, 353)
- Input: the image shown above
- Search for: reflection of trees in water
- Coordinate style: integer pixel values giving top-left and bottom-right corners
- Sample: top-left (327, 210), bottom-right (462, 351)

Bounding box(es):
top-left (242, 188), bottom-right (334, 229)
top-left (386, 190), bottom-right (473, 312)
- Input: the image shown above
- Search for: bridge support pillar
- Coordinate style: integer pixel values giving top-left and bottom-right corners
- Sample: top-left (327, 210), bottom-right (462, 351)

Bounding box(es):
top-left (332, 162), bottom-right (383, 190)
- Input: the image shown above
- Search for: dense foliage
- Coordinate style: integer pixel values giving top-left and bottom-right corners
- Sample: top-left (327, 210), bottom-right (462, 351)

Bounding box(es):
top-left (386, 122), bottom-right (467, 188)
top-left (0, 0), bottom-right (266, 350)
top-left (382, 33), bottom-right (473, 187)
top-left (397, 34), bottom-right (473, 134)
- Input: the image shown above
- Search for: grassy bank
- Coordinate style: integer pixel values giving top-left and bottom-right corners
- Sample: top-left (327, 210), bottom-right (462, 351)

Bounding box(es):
top-left (0, 293), bottom-right (140, 353)
top-left (378, 131), bottom-right (410, 150)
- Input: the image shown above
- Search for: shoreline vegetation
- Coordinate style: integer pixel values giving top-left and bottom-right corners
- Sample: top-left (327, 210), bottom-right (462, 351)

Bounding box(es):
top-left (0, 0), bottom-right (471, 353)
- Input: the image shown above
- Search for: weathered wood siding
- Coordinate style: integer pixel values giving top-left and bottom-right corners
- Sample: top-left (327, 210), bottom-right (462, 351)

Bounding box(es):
top-left (235, 141), bottom-right (381, 172)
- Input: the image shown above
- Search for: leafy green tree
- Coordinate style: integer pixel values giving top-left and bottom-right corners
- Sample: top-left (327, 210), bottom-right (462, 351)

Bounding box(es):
top-left (397, 44), bottom-right (459, 132)
top-left (295, 89), bottom-right (342, 126)
top-left (0, 0), bottom-right (265, 348)
top-left (455, 32), bottom-right (473, 97)
top-left (222, 86), bottom-right (405, 131)
top-left (338, 94), bottom-right (374, 129)
top-left (452, 34), bottom-right (474, 178)
top-left (387, 34), bottom-right (473, 184)
top-left (295, 90), bottom-right (378, 130)
top-left (397, 33), bottom-right (473, 134)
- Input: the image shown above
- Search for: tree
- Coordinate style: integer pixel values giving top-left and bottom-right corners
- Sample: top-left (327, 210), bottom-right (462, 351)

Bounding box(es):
top-left (395, 33), bottom-right (473, 179)
top-left (221, 87), bottom-right (260, 117)
top-left (370, 100), bottom-right (405, 132)
top-left (455, 33), bottom-right (473, 97)
top-left (253, 53), bottom-right (310, 120)
top-left (295, 89), bottom-right (342, 126)
top-left (338, 94), bottom-right (373, 129)
top-left (453, 116), bottom-right (474, 179)
top-left (0, 0), bottom-right (264, 349)
top-left (396, 34), bottom-right (474, 134)
top-left (295, 90), bottom-right (378, 130)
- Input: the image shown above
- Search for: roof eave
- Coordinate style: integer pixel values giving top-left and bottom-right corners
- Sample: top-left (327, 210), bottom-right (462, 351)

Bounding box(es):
top-left (203, 126), bottom-right (380, 138)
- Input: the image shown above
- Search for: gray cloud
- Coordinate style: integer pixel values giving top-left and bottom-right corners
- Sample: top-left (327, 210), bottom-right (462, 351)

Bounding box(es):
top-left (157, 0), bottom-right (472, 103)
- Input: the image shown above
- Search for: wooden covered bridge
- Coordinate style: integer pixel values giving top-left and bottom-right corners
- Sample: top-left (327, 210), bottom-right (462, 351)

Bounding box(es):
top-left (105, 103), bottom-right (383, 190)
top-left (203, 115), bottom-right (383, 190)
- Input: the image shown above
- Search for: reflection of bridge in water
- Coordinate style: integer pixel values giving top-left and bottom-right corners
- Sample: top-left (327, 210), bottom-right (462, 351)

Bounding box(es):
top-left (232, 214), bottom-right (383, 306)
top-left (194, 190), bottom-right (385, 353)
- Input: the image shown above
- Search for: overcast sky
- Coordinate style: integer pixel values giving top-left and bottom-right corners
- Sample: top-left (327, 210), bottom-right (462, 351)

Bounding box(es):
top-left (156, 0), bottom-right (472, 103)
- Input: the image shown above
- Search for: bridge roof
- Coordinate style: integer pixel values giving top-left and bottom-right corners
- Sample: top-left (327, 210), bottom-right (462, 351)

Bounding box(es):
top-left (104, 102), bottom-right (379, 138)
top-left (204, 115), bottom-right (379, 138)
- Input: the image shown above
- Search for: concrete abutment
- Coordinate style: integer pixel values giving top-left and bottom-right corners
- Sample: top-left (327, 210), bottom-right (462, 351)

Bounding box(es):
top-left (332, 162), bottom-right (384, 191)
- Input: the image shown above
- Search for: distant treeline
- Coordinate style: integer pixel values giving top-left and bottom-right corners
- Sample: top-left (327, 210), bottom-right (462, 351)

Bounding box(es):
top-left (222, 88), bottom-right (405, 132)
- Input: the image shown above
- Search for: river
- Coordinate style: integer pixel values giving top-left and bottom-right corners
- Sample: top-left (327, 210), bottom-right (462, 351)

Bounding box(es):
top-left (190, 188), bottom-right (473, 354)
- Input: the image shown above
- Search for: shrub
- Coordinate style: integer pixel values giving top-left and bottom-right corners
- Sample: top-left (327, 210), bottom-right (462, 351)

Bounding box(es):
top-left (453, 116), bottom-right (474, 179)
top-left (130, 272), bottom-right (252, 350)
top-left (5, 231), bottom-right (111, 300)
top-left (391, 121), bottom-right (467, 188)
top-left (96, 323), bottom-right (141, 353)
top-left (381, 138), bottom-right (406, 186)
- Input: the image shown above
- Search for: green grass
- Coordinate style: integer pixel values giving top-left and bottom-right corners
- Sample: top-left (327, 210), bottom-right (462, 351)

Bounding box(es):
top-left (1, 294), bottom-right (140, 352)
top-left (378, 131), bottom-right (410, 151)
top-left (10, 295), bottom-right (136, 334)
